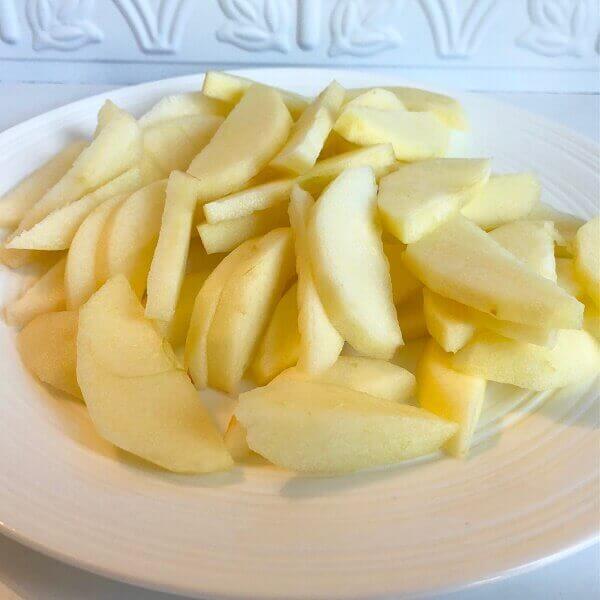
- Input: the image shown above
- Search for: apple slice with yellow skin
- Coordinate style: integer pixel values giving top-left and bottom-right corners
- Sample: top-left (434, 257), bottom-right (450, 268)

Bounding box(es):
top-left (270, 81), bottom-right (345, 175)
top-left (418, 340), bottom-right (486, 458)
top-left (378, 158), bottom-right (491, 243)
top-left (309, 167), bottom-right (402, 358)
top-left (18, 310), bottom-right (81, 399)
top-left (65, 194), bottom-right (126, 310)
top-left (574, 216), bottom-right (600, 307)
top-left (201, 71), bottom-right (309, 119)
top-left (384, 243), bottom-right (422, 304)
top-left (187, 85), bottom-right (292, 202)
top-left (139, 92), bottom-right (229, 128)
top-left (0, 140), bottom-right (86, 229)
top-left (461, 173), bottom-right (540, 230)
top-left (288, 185), bottom-right (343, 374)
top-left (77, 276), bottom-right (232, 473)
top-left (5, 257), bottom-right (66, 328)
top-left (403, 215), bottom-right (583, 329)
top-left (207, 228), bottom-right (295, 394)
top-left (236, 380), bottom-right (457, 474)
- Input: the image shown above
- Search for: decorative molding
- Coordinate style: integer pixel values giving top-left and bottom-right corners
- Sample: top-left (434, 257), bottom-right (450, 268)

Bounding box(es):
top-left (216, 0), bottom-right (292, 53)
top-left (419, 0), bottom-right (499, 58)
top-left (113, 0), bottom-right (192, 54)
top-left (329, 0), bottom-right (404, 57)
top-left (0, 0), bottom-right (20, 44)
top-left (26, 0), bottom-right (103, 51)
top-left (296, 0), bottom-right (321, 50)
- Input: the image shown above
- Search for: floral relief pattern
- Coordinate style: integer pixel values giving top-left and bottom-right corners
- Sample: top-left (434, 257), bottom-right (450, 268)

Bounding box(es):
top-left (0, 0), bottom-right (21, 44)
top-left (329, 0), bottom-right (404, 57)
top-left (27, 0), bottom-right (103, 51)
top-left (217, 0), bottom-right (292, 53)
top-left (518, 0), bottom-right (590, 56)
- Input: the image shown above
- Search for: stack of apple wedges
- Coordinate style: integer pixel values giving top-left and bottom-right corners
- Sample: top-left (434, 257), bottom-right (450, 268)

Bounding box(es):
top-left (3, 72), bottom-right (599, 476)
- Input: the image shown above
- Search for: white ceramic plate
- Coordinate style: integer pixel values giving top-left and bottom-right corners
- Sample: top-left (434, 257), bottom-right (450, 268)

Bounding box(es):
top-left (0, 69), bottom-right (598, 600)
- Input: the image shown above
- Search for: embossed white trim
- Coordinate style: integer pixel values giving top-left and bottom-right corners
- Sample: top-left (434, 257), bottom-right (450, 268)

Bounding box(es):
top-left (296, 0), bottom-right (321, 50)
top-left (26, 0), bottom-right (103, 51)
top-left (217, 0), bottom-right (292, 53)
top-left (329, 0), bottom-right (404, 57)
top-left (0, 0), bottom-right (20, 44)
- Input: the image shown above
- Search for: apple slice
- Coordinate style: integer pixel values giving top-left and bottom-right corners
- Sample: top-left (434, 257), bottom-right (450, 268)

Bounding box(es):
top-left (418, 340), bottom-right (486, 458)
top-left (202, 71), bottom-right (309, 119)
top-left (528, 202), bottom-right (584, 256)
top-left (574, 216), bottom-right (599, 307)
top-left (270, 81), bottom-right (345, 175)
top-left (288, 185), bottom-right (343, 374)
top-left (309, 167), bottom-right (402, 358)
top-left (5, 257), bottom-right (66, 327)
top-left (343, 88), bottom-right (405, 111)
top-left (224, 417), bottom-right (252, 461)
top-left (236, 380), bottom-right (457, 473)
top-left (452, 329), bottom-right (600, 391)
top-left (252, 282), bottom-right (300, 385)
top-left (65, 194), bottom-right (126, 310)
top-left (145, 172), bottom-right (198, 324)
top-left (396, 292), bottom-right (428, 342)
top-left (383, 243), bottom-right (422, 304)
top-left (378, 158), bottom-right (491, 243)
top-left (187, 85), bottom-right (292, 201)
top-left (139, 92), bottom-right (229, 127)
top-left (585, 304), bottom-right (600, 340)
top-left (461, 173), bottom-right (540, 230)
top-left (556, 258), bottom-right (585, 300)
top-left (297, 144), bottom-right (396, 197)
top-left (77, 276), bottom-right (232, 473)
top-left (0, 140), bottom-right (86, 229)
top-left (334, 106), bottom-right (449, 161)
top-left (403, 215), bottom-right (583, 329)
top-left (207, 228), bottom-right (295, 393)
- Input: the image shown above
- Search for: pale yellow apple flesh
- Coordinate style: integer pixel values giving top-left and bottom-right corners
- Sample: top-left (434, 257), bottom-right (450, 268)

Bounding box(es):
top-left (343, 88), bottom-right (405, 111)
top-left (574, 216), bottom-right (599, 306)
top-left (139, 92), bottom-right (229, 128)
top-left (384, 243), bottom-right (422, 304)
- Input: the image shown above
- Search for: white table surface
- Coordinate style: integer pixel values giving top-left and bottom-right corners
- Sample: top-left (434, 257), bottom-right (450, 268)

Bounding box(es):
top-left (0, 83), bottom-right (598, 600)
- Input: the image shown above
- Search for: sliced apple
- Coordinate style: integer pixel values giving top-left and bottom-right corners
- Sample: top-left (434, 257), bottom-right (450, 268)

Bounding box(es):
top-left (528, 202), bottom-right (584, 256)
top-left (343, 88), bottom-right (405, 111)
top-left (187, 85), bottom-right (292, 201)
top-left (270, 81), bottom-right (345, 175)
top-left (392, 337), bottom-right (429, 375)
top-left (145, 172), bottom-right (198, 324)
top-left (418, 340), bottom-right (486, 458)
top-left (334, 106), bottom-right (449, 161)
top-left (396, 292), bottom-right (428, 342)
top-left (584, 304), bottom-right (600, 340)
top-left (202, 71), bottom-right (309, 119)
top-left (403, 215), bottom-right (583, 329)
top-left (4, 257), bottom-right (66, 327)
top-left (309, 167), bottom-right (402, 358)
top-left (207, 228), bottom-right (295, 393)
top-left (384, 243), bottom-right (422, 304)
top-left (198, 203), bottom-right (289, 255)
top-left (378, 158), bottom-right (491, 243)
top-left (139, 92), bottom-right (229, 127)
top-left (556, 257), bottom-right (585, 300)
top-left (224, 416), bottom-right (252, 461)
top-left (461, 173), bottom-right (540, 230)
top-left (297, 144), bottom-right (396, 197)
top-left (574, 216), bottom-right (599, 307)
top-left (252, 282), bottom-right (300, 385)
top-left (0, 140), bottom-right (86, 229)
top-left (236, 380), bottom-right (457, 473)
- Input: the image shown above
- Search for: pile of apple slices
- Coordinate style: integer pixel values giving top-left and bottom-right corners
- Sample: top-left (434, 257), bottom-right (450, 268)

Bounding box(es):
top-left (2, 72), bottom-right (599, 475)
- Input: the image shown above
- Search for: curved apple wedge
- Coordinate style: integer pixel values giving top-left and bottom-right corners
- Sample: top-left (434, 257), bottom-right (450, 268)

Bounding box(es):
top-left (77, 276), bottom-right (232, 474)
top-left (236, 380), bottom-right (457, 474)
top-left (574, 216), bottom-right (600, 307)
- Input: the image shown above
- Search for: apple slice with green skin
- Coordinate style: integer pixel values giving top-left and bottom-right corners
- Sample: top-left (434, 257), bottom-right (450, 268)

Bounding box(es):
top-left (207, 228), bottom-right (296, 394)
top-left (334, 106), bottom-right (449, 161)
top-left (139, 92), bottom-right (229, 128)
top-left (187, 84), bottom-right (292, 202)
top-left (403, 214), bottom-right (583, 329)
top-left (452, 329), bottom-right (600, 391)
top-left (461, 173), bottom-right (540, 230)
top-left (252, 282), bottom-right (300, 385)
top-left (236, 380), bottom-right (457, 474)
top-left (77, 275), bottom-right (232, 474)
top-left (308, 167), bottom-right (402, 358)
top-left (574, 216), bottom-right (600, 307)
top-left (288, 185), bottom-right (343, 374)
top-left (297, 144), bottom-right (396, 197)
top-left (418, 339), bottom-right (486, 458)
top-left (378, 158), bottom-right (491, 244)
top-left (145, 172), bottom-right (199, 324)
top-left (201, 71), bottom-right (309, 119)
top-left (0, 140), bottom-right (86, 229)
top-left (18, 310), bottom-right (81, 399)
top-left (5, 257), bottom-right (66, 328)
top-left (65, 194), bottom-right (127, 310)
top-left (184, 238), bottom-right (257, 390)
top-left (270, 81), bottom-right (345, 175)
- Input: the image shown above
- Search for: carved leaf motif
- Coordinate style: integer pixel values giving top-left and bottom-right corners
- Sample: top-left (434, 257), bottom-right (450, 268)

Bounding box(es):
top-left (27, 0), bottom-right (103, 51)
top-left (0, 0), bottom-right (21, 44)
top-left (329, 0), bottom-right (404, 57)
top-left (217, 0), bottom-right (291, 53)
top-left (518, 0), bottom-right (590, 56)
